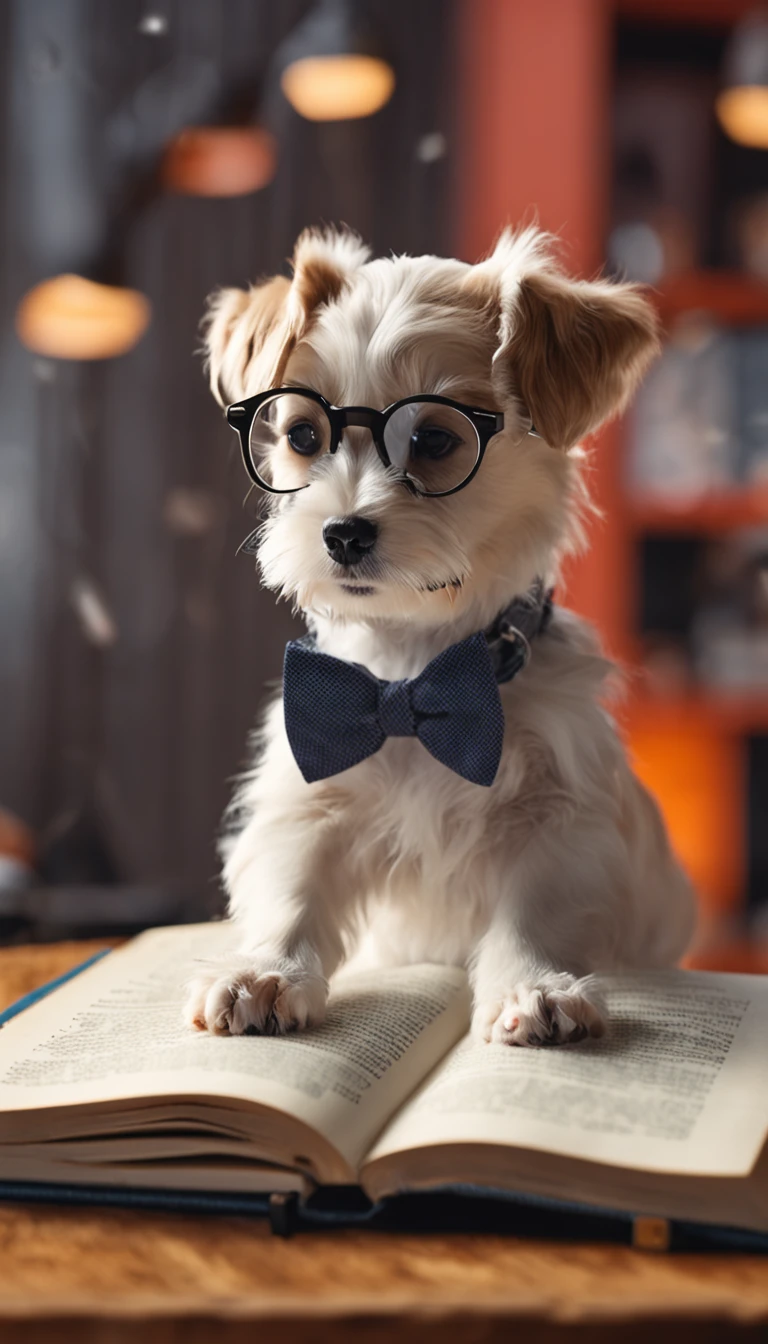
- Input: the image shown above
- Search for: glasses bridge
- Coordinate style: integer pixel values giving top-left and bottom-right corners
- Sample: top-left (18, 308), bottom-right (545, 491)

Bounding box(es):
top-left (336, 407), bottom-right (382, 432)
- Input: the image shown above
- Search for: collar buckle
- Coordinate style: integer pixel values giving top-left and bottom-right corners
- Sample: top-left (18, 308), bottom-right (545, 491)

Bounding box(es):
top-left (498, 623), bottom-right (532, 667)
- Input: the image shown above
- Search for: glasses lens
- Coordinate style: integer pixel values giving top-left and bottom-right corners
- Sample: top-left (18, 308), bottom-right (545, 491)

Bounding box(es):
top-left (249, 393), bottom-right (332, 491)
top-left (382, 401), bottom-right (481, 495)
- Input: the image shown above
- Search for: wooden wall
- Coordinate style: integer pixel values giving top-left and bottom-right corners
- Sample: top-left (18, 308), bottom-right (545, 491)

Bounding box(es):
top-left (0, 0), bottom-right (453, 913)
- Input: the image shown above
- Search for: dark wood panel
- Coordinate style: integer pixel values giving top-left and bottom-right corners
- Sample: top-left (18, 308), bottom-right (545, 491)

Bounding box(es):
top-left (0, 0), bottom-right (455, 912)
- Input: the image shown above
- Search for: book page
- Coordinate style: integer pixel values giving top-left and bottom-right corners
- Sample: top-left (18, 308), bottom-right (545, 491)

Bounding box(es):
top-left (0, 925), bottom-right (470, 1176)
top-left (366, 970), bottom-right (768, 1179)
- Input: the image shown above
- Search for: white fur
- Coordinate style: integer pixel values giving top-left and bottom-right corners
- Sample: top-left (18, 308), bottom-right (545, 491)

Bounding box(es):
top-left (186, 228), bottom-right (695, 1047)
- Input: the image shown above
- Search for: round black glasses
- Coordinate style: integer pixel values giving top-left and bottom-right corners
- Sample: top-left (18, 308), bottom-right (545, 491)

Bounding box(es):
top-left (226, 387), bottom-right (505, 498)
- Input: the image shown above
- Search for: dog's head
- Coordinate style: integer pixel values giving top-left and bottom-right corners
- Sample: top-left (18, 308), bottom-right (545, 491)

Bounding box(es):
top-left (205, 226), bottom-right (658, 628)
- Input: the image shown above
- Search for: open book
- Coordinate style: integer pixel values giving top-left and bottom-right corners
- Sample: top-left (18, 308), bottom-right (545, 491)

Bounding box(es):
top-left (1, 922), bottom-right (768, 1239)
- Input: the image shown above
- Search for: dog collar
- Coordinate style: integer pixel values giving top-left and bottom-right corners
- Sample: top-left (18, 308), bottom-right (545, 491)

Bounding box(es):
top-left (484, 578), bottom-right (554, 685)
top-left (292, 577), bottom-right (555, 684)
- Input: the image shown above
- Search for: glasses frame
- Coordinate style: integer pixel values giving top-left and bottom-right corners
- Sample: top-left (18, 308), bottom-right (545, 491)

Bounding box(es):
top-left (226, 386), bottom-right (505, 498)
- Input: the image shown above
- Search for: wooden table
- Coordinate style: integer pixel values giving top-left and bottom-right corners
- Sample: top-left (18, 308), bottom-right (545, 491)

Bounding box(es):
top-left (0, 943), bottom-right (766, 1344)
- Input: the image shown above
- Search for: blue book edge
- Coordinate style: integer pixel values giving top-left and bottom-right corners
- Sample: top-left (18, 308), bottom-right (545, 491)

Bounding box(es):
top-left (0, 947), bottom-right (766, 1248)
top-left (0, 949), bottom-right (111, 1028)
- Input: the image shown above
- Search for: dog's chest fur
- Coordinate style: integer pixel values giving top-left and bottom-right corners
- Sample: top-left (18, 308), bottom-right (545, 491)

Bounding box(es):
top-left (307, 610), bottom-right (590, 938)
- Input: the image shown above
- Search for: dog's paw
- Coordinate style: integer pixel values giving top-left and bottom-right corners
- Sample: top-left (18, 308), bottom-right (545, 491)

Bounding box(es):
top-left (184, 958), bottom-right (328, 1036)
top-left (473, 973), bottom-right (606, 1047)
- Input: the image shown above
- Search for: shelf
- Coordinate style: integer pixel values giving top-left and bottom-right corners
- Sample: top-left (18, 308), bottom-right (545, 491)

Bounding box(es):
top-left (629, 691), bottom-right (768, 734)
top-left (654, 271), bottom-right (768, 327)
top-left (617, 0), bottom-right (754, 27)
top-left (628, 488), bottom-right (768, 533)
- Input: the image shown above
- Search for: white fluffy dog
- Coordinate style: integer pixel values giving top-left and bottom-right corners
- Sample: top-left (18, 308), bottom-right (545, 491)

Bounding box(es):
top-left (186, 225), bottom-right (695, 1047)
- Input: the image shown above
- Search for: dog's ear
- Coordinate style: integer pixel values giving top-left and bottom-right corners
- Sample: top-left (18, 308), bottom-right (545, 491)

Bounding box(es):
top-left (203, 226), bottom-right (370, 407)
top-left (486, 230), bottom-right (660, 449)
top-left (287, 225), bottom-right (371, 330)
top-left (203, 277), bottom-right (290, 407)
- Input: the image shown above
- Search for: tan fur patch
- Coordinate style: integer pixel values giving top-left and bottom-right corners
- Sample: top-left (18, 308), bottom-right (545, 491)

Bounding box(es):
top-left (292, 256), bottom-right (348, 317)
top-left (204, 227), bottom-right (370, 405)
top-left (501, 271), bottom-right (660, 449)
top-left (204, 275), bottom-right (292, 406)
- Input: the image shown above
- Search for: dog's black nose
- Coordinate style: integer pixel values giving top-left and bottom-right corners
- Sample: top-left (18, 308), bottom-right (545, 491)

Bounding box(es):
top-left (323, 516), bottom-right (379, 567)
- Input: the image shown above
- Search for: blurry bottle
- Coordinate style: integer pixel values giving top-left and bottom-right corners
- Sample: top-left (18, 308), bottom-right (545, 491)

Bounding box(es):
top-left (0, 808), bottom-right (35, 896)
top-left (630, 317), bottom-right (739, 500)
top-left (692, 530), bottom-right (768, 689)
top-left (737, 327), bottom-right (768, 485)
top-left (609, 147), bottom-right (697, 284)
top-left (610, 69), bottom-right (712, 280)
top-left (733, 193), bottom-right (768, 281)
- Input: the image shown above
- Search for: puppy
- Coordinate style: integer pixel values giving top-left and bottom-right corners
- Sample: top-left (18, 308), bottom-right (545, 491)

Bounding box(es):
top-left (186, 225), bottom-right (695, 1047)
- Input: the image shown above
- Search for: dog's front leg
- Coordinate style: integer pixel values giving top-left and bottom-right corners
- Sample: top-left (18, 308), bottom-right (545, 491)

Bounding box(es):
top-left (185, 785), bottom-right (346, 1037)
top-left (470, 841), bottom-right (610, 1048)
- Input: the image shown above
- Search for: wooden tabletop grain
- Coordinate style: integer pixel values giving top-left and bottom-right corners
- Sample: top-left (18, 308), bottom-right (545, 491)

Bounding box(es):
top-left (0, 941), bottom-right (766, 1344)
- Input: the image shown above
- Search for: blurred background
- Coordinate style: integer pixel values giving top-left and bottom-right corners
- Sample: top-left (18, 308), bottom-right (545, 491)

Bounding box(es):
top-left (1, 0), bottom-right (767, 969)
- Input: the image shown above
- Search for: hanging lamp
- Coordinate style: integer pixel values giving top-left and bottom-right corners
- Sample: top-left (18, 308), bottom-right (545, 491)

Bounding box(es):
top-left (277, 0), bottom-right (395, 122)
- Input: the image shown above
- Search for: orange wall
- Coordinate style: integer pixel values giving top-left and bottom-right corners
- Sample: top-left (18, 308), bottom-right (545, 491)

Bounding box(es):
top-left (628, 708), bottom-right (746, 916)
top-left (454, 0), bottom-right (631, 654)
top-left (454, 0), bottom-right (745, 922)
top-left (455, 0), bottom-right (610, 274)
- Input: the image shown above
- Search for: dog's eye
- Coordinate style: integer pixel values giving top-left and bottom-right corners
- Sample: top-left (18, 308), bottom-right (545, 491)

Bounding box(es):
top-left (410, 425), bottom-right (461, 460)
top-left (287, 421), bottom-right (321, 455)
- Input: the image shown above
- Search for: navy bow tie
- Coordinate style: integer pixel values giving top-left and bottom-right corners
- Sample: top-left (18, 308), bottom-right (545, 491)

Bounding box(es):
top-left (283, 588), bottom-right (553, 788)
top-left (283, 585), bottom-right (553, 788)
top-left (284, 631), bottom-right (506, 787)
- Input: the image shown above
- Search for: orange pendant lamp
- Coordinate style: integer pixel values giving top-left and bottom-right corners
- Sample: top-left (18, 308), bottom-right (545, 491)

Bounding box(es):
top-left (17, 272), bottom-right (150, 362)
top-left (716, 9), bottom-right (768, 150)
top-left (277, 0), bottom-right (395, 122)
top-left (162, 124), bottom-right (277, 197)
